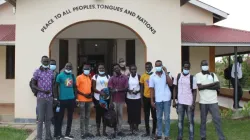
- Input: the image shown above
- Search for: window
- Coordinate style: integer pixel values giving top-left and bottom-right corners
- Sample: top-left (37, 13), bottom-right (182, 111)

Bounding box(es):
top-left (6, 46), bottom-right (15, 79)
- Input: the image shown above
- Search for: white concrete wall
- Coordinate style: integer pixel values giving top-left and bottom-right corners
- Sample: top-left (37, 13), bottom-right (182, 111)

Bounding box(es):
top-left (0, 46), bottom-right (14, 103)
top-left (15, 0), bottom-right (181, 119)
top-left (68, 39), bottom-right (78, 75)
top-left (135, 39), bottom-right (145, 75)
top-left (0, 3), bottom-right (15, 24)
top-left (181, 3), bottom-right (213, 25)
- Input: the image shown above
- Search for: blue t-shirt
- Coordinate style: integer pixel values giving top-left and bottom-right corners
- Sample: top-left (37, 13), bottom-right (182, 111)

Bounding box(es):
top-left (56, 72), bottom-right (76, 100)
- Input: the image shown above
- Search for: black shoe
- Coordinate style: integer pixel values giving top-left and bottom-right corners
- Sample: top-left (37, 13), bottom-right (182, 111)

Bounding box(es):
top-left (154, 136), bottom-right (162, 140)
top-left (65, 135), bottom-right (74, 140)
top-left (85, 132), bottom-right (95, 138)
top-left (81, 135), bottom-right (86, 139)
top-left (141, 133), bottom-right (150, 137)
top-left (117, 131), bottom-right (125, 137)
top-left (55, 136), bottom-right (64, 140)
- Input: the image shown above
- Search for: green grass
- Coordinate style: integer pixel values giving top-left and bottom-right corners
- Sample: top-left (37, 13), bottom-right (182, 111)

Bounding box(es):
top-left (0, 127), bottom-right (29, 140)
top-left (170, 119), bottom-right (250, 140)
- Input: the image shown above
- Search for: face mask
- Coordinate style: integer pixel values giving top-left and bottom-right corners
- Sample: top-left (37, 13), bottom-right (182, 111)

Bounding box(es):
top-left (183, 69), bottom-right (189, 75)
top-left (201, 66), bottom-right (209, 71)
top-left (146, 70), bottom-right (153, 74)
top-left (119, 62), bottom-right (126, 67)
top-left (65, 70), bottom-right (72, 73)
top-left (99, 71), bottom-right (105, 75)
top-left (42, 65), bottom-right (49, 68)
top-left (155, 66), bottom-right (162, 72)
top-left (50, 65), bottom-right (56, 71)
top-left (83, 70), bottom-right (90, 75)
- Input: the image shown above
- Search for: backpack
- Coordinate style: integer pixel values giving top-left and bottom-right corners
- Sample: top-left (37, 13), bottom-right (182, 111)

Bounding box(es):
top-left (224, 65), bottom-right (232, 80)
top-left (172, 73), bottom-right (193, 99)
top-left (29, 78), bottom-right (38, 97)
top-left (104, 103), bottom-right (117, 128)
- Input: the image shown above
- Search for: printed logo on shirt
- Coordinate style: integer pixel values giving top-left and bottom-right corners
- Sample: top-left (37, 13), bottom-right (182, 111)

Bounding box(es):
top-left (65, 78), bottom-right (73, 87)
top-left (146, 80), bottom-right (149, 86)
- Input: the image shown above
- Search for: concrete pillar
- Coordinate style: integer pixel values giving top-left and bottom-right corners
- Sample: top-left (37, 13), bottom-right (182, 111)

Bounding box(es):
top-left (68, 39), bottom-right (78, 76)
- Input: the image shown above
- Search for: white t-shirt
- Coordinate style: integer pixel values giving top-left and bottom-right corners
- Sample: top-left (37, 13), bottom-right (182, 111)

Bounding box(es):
top-left (127, 74), bottom-right (141, 99)
top-left (92, 74), bottom-right (110, 100)
top-left (195, 72), bottom-right (218, 104)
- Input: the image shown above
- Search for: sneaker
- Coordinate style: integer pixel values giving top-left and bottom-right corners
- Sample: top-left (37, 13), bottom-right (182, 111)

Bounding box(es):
top-left (65, 135), bottom-right (74, 139)
top-left (55, 136), bottom-right (64, 140)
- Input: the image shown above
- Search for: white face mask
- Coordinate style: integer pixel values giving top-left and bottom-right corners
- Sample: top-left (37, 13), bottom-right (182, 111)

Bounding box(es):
top-left (119, 62), bottom-right (126, 67)
top-left (201, 66), bottom-right (209, 71)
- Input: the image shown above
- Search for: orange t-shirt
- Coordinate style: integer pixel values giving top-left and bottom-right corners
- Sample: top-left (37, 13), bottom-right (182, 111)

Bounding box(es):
top-left (76, 74), bottom-right (92, 102)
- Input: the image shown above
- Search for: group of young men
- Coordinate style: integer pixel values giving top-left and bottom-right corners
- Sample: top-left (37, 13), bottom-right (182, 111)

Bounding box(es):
top-left (32, 55), bottom-right (225, 140)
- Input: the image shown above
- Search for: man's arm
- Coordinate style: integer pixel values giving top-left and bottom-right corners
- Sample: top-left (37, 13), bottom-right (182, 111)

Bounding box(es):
top-left (173, 86), bottom-right (177, 101)
top-left (166, 74), bottom-right (173, 86)
top-left (31, 78), bottom-right (44, 92)
top-left (117, 77), bottom-right (129, 92)
top-left (192, 89), bottom-right (197, 105)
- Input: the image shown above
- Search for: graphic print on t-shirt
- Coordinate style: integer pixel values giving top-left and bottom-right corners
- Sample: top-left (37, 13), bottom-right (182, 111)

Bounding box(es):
top-left (65, 78), bottom-right (73, 87)
top-left (146, 79), bottom-right (149, 86)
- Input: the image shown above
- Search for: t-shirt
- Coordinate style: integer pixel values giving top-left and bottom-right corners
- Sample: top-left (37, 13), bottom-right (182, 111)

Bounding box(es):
top-left (173, 73), bottom-right (197, 105)
top-left (127, 74), bottom-right (141, 99)
top-left (149, 72), bottom-right (172, 102)
top-left (140, 73), bottom-right (151, 98)
top-left (195, 72), bottom-right (218, 104)
top-left (56, 72), bottom-right (76, 100)
top-left (92, 75), bottom-right (110, 100)
top-left (76, 74), bottom-right (92, 102)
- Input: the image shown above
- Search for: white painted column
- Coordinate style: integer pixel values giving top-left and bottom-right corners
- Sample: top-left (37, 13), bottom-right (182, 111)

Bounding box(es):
top-left (50, 39), bottom-right (59, 71)
top-left (135, 39), bottom-right (145, 75)
top-left (68, 39), bottom-right (78, 76)
top-left (116, 39), bottom-right (126, 62)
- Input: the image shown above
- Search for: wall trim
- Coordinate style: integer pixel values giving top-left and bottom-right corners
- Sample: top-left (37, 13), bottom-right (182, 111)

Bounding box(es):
top-left (182, 42), bottom-right (250, 47)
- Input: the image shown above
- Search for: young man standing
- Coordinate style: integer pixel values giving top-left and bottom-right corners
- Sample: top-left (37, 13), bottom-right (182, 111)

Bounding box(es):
top-left (108, 64), bottom-right (129, 137)
top-left (149, 60), bottom-right (173, 140)
top-left (140, 62), bottom-right (157, 137)
top-left (196, 60), bottom-right (225, 140)
top-left (231, 56), bottom-right (243, 108)
top-left (32, 56), bottom-right (54, 140)
top-left (173, 61), bottom-right (197, 140)
top-left (76, 64), bottom-right (94, 139)
top-left (55, 63), bottom-right (76, 140)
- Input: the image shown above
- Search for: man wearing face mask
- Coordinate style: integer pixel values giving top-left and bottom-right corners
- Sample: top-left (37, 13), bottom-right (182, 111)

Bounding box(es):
top-left (149, 60), bottom-right (173, 140)
top-left (32, 56), bottom-right (54, 140)
top-left (119, 58), bottom-right (130, 76)
top-left (172, 61), bottom-right (197, 140)
top-left (55, 62), bottom-right (76, 140)
top-left (140, 62), bottom-right (157, 137)
top-left (76, 64), bottom-right (94, 139)
top-left (231, 56), bottom-right (243, 108)
top-left (195, 60), bottom-right (225, 140)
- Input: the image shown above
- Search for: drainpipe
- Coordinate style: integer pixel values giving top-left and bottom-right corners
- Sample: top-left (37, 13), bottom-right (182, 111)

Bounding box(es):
top-left (234, 46), bottom-right (238, 109)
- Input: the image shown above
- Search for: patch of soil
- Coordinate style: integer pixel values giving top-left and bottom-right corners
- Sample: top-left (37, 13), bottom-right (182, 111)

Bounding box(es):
top-left (25, 129), bottom-right (33, 135)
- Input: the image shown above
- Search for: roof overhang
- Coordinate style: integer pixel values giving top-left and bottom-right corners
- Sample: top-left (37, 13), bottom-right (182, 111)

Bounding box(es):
top-left (5, 0), bottom-right (15, 7)
top-left (189, 0), bottom-right (229, 23)
top-left (0, 41), bottom-right (15, 46)
top-left (182, 42), bottom-right (250, 47)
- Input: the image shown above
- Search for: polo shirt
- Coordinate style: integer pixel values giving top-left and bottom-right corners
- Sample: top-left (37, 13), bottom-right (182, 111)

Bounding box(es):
top-left (149, 72), bottom-right (171, 102)
top-left (56, 72), bottom-right (76, 100)
top-left (140, 73), bottom-right (151, 98)
top-left (76, 74), bottom-right (92, 102)
top-left (173, 73), bottom-right (197, 105)
top-left (195, 72), bottom-right (219, 104)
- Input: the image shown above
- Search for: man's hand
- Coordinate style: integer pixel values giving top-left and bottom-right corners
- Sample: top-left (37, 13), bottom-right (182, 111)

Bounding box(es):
top-left (100, 91), bottom-right (105, 96)
top-left (162, 66), bottom-right (167, 73)
top-left (110, 89), bottom-right (118, 93)
top-left (53, 98), bottom-right (60, 105)
top-left (190, 103), bottom-right (195, 111)
top-left (172, 100), bottom-right (177, 108)
top-left (151, 101), bottom-right (156, 109)
top-left (45, 90), bottom-right (51, 94)
top-left (85, 94), bottom-right (92, 99)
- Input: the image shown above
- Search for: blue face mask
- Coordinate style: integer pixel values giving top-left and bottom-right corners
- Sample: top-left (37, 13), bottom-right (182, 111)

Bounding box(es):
top-left (83, 70), bottom-right (90, 75)
top-left (183, 69), bottom-right (190, 75)
top-left (155, 66), bottom-right (162, 72)
top-left (50, 65), bottom-right (56, 71)
top-left (42, 65), bottom-right (49, 68)
top-left (65, 70), bottom-right (72, 73)
top-left (99, 71), bottom-right (105, 75)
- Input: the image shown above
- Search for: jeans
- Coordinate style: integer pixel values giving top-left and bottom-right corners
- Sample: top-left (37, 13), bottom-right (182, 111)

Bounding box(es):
top-left (231, 78), bottom-right (243, 106)
top-left (200, 103), bottom-right (225, 140)
top-left (113, 102), bottom-right (124, 132)
top-left (36, 98), bottom-right (53, 140)
top-left (143, 97), bottom-right (157, 134)
top-left (55, 99), bottom-right (75, 137)
top-left (79, 102), bottom-right (92, 135)
top-left (155, 101), bottom-right (171, 137)
top-left (177, 104), bottom-right (194, 140)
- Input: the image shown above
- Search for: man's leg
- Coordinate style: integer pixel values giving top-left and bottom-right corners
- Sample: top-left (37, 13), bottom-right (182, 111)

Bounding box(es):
top-left (177, 104), bottom-right (185, 140)
top-left (56, 100), bottom-right (66, 137)
top-left (79, 102), bottom-right (86, 136)
top-left (208, 103), bottom-right (225, 140)
top-left (151, 103), bottom-right (157, 135)
top-left (200, 104), bottom-right (209, 139)
top-left (231, 78), bottom-right (236, 107)
top-left (187, 105), bottom-right (195, 140)
top-left (114, 102), bottom-right (124, 135)
top-left (238, 79), bottom-right (243, 106)
top-left (163, 101), bottom-right (171, 138)
top-left (37, 98), bottom-right (46, 140)
top-left (65, 99), bottom-right (75, 136)
top-left (95, 104), bottom-right (102, 136)
top-left (44, 99), bottom-right (53, 140)
top-left (155, 102), bottom-right (163, 138)
top-left (85, 102), bottom-right (92, 135)
top-left (142, 97), bottom-right (151, 136)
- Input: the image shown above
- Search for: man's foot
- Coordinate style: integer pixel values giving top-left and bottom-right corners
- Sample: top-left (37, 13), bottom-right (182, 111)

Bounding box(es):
top-left (81, 135), bottom-right (86, 139)
top-left (55, 135), bottom-right (64, 140)
top-left (108, 133), bottom-right (116, 139)
top-left (154, 136), bottom-right (162, 140)
top-left (96, 131), bottom-right (101, 136)
top-left (164, 137), bottom-right (170, 140)
top-left (141, 133), bottom-right (150, 137)
top-left (64, 135), bottom-right (74, 140)
top-left (85, 132), bottom-right (95, 138)
top-left (117, 131), bottom-right (125, 137)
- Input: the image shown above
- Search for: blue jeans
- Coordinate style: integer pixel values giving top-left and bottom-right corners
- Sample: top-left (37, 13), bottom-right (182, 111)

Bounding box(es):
top-left (177, 104), bottom-right (194, 140)
top-left (155, 101), bottom-right (171, 137)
